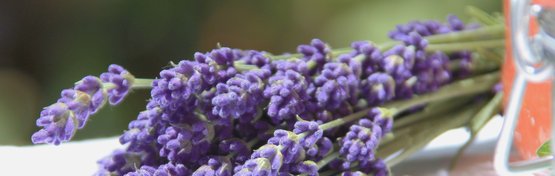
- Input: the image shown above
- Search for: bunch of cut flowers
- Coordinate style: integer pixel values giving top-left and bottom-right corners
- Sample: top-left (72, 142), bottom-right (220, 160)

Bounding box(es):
top-left (31, 8), bottom-right (505, 176)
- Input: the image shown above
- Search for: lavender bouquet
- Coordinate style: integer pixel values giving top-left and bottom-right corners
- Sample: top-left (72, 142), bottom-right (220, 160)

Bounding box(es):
top-left (30, 8), bottom-right (505, 176)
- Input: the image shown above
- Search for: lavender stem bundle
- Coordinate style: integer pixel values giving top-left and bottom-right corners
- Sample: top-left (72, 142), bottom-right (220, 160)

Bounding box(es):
top-left (30, 10), bottom-right (505, 176)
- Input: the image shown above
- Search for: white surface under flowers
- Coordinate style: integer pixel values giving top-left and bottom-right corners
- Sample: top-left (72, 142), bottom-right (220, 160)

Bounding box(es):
top-left (0, 116), bottom-right (509, 176)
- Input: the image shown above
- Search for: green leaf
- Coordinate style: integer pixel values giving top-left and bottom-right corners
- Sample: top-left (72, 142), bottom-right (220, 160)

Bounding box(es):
top-left (537, 140), bottom-right (551, 157)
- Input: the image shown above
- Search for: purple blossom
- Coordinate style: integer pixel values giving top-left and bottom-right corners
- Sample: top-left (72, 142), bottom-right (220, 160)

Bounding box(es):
top-left (314, 62), bottom-right (359, 109)
top-left (338, 41), bottom-right (383, 77)
top-left (157, 122), bottom-right (215, 163)
top-left (150, 60), bottom-right (197, 111)
top-left (339, 108), bottom-right (393, 168)
top-left (264, 69), bottom-right (310, 123)
top-left (219, 139), bottom-right (252, 164)
top-left (95, 149), bottom-right (156, 176)
top-left (361, 73), bottom-right (396, 106)
top-left (212, 70), bottom-right (267, 122)
top-left (413, 51), bottom-right (451, 94)
top-left (122, 165), bottom-right (156, 176)
top-left (240, 50), bottom-right (271, 68)
top-left (119, 102), bottom-right (163, 145)
top-left (31, 103), bottom-right (77, 145)
top-left (293, 160), bottom-right (318, 176)
top-left (194, 47), bottom-right (240, 85)
top-left (341, 171), bottom-right (369, 176)
top-left (100, 64), bottom-right (135, 105)
top-left (267, 130), bottom-right (305, 164)
top-left (74, 76), bottom-right (107, 113)
top-left (358, 159), bottom-right (389, 176)
top-left (298, 39), bottom-right (331, 75)
top-left (193, 157), bottom-right (233, 176)
top-left (234, 144), bottom-right (284, 176)
top-left (293, 121), bottom-right (323, 150)
top-left (124, 162), bottom-right (191, 176)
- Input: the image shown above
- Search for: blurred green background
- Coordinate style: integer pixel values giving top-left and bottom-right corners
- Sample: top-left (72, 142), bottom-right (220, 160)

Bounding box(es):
top-left (0, 0), bottom-right (501, 145)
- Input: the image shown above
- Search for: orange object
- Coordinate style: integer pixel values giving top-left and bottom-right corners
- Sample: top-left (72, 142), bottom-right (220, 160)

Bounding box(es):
top-left (503, 0), bottom-right (555, 160)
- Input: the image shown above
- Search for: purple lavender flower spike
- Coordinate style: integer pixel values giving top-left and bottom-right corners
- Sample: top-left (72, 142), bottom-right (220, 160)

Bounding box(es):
top-left (212, 71), bottom-right (266, 122)
top-left (367, 107), bottom-right (393, 135)
top-left (150, 60), bottom-right (196, 110)
top-left (314, 62), bottom-right (359, 109)
top-left (31, 103), bottom-right (77, 145)
top-left (362, 73), bottom-right (396, 106)
top-left (119, 104), bottom-right (163, 145)
top-left (293, 121), bottom-right (323, 150)
top-left (157, 121), bottom-right (215, 163)
top-left (57, 89), bottom-right (92, 128)
top-left (340, 108), bottom-right (393, 168)
top-left (413, 51), bottom-right (450, 94)
top-left (155, 162), bottom-right (192, 176)
top-left (241, 50), bottom-right (271, 68)
top-left (219, 139), bottom-right (252, 164)
top-left (447, 14), bottom-right (465, 31)
top-left (293, 160), bottom-right (318, 176)
top-left (382, 45), bottom-right (416, 80)
top-left (267, 130), bottom-right (305, 164)
top-left (100, 64), bottom-right (135, 105)
top-left (95, 149), bottom-right (144, 176)
top-left (234, 144), bottom-right (284, 176)
top-left (193, 157), bottom-right (233, 176)
top-left (341, 171), bottom-right (369, 176)
top-left (298, 39), bottom-right (331, 75)
top-left (339, 119), bottom-right (381, 168)
top-left (273, 60), bottom-right (309, 76)
top-left (359, 159), bottom-right (389, 176)
top-left (195, 47), bottom-right (240, 85)
top-left (123, 165), bottom-right (156, 176)
top-left (338, 41), bottom-right (383, 77)
top-left (264, 69), bottom-right (310, 123)
top-left (74, 76), bottom-right (107, 114)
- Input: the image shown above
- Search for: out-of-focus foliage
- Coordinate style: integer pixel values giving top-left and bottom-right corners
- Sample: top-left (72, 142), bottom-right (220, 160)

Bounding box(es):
top-left (0, 0), bottom-right (500, 145)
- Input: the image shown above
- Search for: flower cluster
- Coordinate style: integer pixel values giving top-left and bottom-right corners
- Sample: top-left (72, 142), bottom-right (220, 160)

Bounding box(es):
top-left (31, 14), bottom-right (488, 175)
top-left (32, 65), bottom-right (135, 145)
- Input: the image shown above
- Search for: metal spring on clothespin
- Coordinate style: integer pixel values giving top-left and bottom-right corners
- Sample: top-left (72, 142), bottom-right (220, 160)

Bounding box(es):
top-left (494, 0), bottom-right (555, 175)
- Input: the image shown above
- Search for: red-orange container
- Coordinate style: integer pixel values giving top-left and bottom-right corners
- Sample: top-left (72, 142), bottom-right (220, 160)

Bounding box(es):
top-left (503, 0), bottom-right (555, 160)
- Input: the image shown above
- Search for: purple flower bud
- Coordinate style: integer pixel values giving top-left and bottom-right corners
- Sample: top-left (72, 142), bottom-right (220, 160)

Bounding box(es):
top-left (339, 108), bottom-right (392, 168)
top-left (268, 130), bottom-right (305, 164)
top-left (193, 157), bottom-right (233, 176)
top-left (31, 103), bottom-right (77, 145)
top-left (212, 71), bottom-right (267, 122)
top-left (341, 171), bottom-right (369, 176)
top-left (298, 39), bottom-right (331, 75)
top-left (241, 50), bottom-right (271, 68)
top-left (359, 159), bottom-right (388, 176)
top-left (157, 122), bottom-right (214, 163)
top-left (293, 160), bottom-right (318, 176)
top-left (100, 64), bottom-right (135, 105)
top-left (74, 76), bottom-right (107, 114)
top-left (219, 139), bottom-right (252, 164)
top-left (293, 121), bottom-right (322, 149)
top-left (95, 149), bottom-right (145, 175)
top-left (413, 51), bottom-right (450, 94)
top-left (361, 73), bottom-right (396, 106)
top-left (314, 62), bottom-right (359, 109)
top-left (123, 165), bottom-right (156, 176)
top-left (264, 69), bottom-right (309, 123)
top-left (234, 144), bottom-right (284, 175)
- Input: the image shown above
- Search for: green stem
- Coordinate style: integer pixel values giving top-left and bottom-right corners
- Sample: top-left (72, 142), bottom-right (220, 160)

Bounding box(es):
top-left (132, 78), bottom-right (154, 89)
top-left (466, 6), bottom-right (503, 26)
top-left (427, 39), bottom-right (505, 53)
top-left (393, 97), bottom-right (472, 130)
top-left (449, 92), bottom-right (501, 170)
top-left (316, 71), bottom-right (498, 132)
top-left (269, 25), bottom-right (504, 61)
top-left (317, 151), bottom-right (340, 169)
top-left (381, 101), bottom-right (485, 166)
top-left (426, 25), bottom-right (504, 43)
